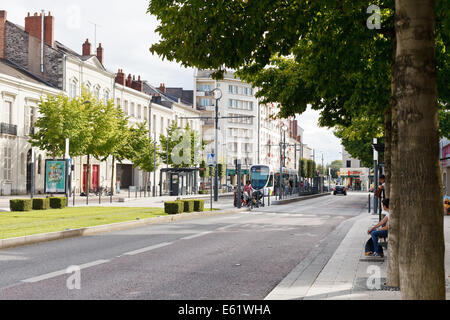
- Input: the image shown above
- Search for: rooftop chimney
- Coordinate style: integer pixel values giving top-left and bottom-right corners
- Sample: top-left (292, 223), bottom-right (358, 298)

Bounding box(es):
top-left (0, 11), bottom-right (6, 59)
top-left (96, 43), bottom-right (104, 64)
top-left (24, 11), bottom-right (55, 47)
top-left (159, 83), bottom-right (166, 93)
top-left (126, 74), bottom-right (133, 87)
top-left (131, 75), bottom-right (143, 92)
top-left (115, 69), bottom-right (125, 86)
top-left (82, 39), bottom-right (91, 56)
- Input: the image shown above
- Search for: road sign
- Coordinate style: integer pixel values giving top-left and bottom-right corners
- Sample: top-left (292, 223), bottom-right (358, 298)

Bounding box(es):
top-left (207, 153), bottom-right (215, 167)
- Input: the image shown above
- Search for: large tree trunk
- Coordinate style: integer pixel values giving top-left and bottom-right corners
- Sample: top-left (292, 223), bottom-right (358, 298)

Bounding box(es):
top-left (386, 34), bottom-right (400, 288)
top-left (395, 0), bottom-right (445, 299)
top-left (110, 156), bottom-right (115, 195)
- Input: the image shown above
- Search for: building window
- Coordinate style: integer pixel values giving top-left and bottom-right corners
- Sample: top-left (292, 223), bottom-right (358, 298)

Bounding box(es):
top-left (137, 105), bottom-right (142, 119)
top-left (199, 84), bottom-right (211, 92)
top-left (3, 147), bottom-right (12, 181)
top-left (69, 79), bottom-right (77, 98)
top-left (161, 117), bottom-right (164, 134)
top-left (130, 103), bottom-right (135, 117)
top-left (104, 91), bottom-right (110, 105)
top-left (228, 85), bottom-right (233, 94)
top-left (124, 101), bottom-right (129, 115)
top-left (3, 101), bottom-right (12, 124)
top-left (346, 160), bottom-right (351, 168)
top-left (200, 98), bottom-right (211, 107)
top-left (94, 86), bottom-right (100, 101)
top-left (153, 115), bottom-right (156, 133)
top-left (234, 86), bottom-right (238, 94)
top-left (144, 106), bottom-right (148, 120)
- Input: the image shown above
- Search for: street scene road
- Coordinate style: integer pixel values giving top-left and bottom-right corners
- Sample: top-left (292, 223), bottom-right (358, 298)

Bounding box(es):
top-left (0, 193), bottom-right (367, 300)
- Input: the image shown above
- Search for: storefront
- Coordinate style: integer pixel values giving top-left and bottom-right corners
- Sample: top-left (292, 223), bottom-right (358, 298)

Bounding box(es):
top-left (339, 168), bottom-right (370, 191)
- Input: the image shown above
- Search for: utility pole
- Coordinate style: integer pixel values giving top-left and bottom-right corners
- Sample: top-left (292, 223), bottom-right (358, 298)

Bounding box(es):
top-left (214, 95), bottom-right (219, 202)
top-left (322, 153), bottom-right (324, 175)
top-left (373, 138), bottom-right (379, 218)
top-left (153, 132), bottom-right (157, 197)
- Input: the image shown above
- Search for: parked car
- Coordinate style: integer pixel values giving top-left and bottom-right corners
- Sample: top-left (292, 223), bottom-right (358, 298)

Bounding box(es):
top-left (334, 185), bottom-right (347, 196)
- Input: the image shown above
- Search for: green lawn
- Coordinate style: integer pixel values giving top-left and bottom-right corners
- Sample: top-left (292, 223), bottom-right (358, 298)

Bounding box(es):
top-left (0, 207), bottom-right (166, 240)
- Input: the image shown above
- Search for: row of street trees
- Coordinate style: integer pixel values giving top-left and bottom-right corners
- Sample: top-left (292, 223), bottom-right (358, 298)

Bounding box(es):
top-left (30, 89), bottom-right (204, 194)
top-left (147, 0), bottom-right (449, 299)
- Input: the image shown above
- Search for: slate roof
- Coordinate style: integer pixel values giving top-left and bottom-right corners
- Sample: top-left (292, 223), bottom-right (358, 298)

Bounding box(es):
top-left (0, 58), bottom-right (57, 88)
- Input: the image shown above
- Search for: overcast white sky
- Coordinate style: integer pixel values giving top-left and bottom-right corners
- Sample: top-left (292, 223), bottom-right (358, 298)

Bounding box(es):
top-left (4, 0), bottom-right (342, 165)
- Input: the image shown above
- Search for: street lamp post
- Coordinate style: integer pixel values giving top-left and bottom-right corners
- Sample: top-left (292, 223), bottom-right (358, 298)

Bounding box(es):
top-left (279, 124), bottom-right (288, 200)
top-left (210, 88), bottom-right (222, 202)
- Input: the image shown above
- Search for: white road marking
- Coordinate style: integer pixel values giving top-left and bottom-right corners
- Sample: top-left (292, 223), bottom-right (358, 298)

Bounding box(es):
top-left (123, 242), bottom-right (173, 256)
top-left (22, 259), bottom-right (109, 283)
top-left (180, 231), bottom-right (213, 240)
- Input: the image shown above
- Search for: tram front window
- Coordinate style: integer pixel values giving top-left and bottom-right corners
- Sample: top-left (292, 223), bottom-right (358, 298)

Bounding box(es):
top-left (251, 166), bottom-right (270, 190)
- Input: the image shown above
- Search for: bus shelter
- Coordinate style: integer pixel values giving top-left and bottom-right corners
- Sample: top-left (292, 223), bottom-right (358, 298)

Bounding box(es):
top-left (159, 168), bottom-right (199, 196)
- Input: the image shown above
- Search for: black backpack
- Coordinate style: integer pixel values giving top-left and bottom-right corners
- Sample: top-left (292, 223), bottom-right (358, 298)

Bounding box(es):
top-left (365, 237), bottom-right (384, 255)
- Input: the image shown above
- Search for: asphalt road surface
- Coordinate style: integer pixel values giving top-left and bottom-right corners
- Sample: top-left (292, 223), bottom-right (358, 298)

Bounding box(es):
top-left (0, 193), bottom-right (368, 300)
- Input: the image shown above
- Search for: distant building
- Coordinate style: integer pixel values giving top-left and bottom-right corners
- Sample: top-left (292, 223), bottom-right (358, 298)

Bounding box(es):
top-left (194, 69), bottom-right (306, 184)
top-left (339, 147), bottom-right (371, 191)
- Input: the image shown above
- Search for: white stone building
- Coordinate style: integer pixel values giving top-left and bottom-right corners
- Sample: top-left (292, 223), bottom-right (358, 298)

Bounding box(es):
top-left (0, 60), bottom-right (59, 195)
top-left (0, 10), bottom-right (203, 196)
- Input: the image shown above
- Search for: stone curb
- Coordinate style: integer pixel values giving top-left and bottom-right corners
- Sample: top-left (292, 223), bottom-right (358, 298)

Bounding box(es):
top-left (0, 207), bottom-right (248, 250)
top-left (271, 193), bottom-right (331, 205)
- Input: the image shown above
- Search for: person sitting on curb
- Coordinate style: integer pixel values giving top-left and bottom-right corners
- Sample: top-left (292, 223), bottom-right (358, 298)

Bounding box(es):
top-left (367, 198), bottom-right (390, 257)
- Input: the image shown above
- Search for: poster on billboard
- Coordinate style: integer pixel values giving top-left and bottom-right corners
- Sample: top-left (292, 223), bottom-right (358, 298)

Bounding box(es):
top-left (44, 160), bottom-right (68, 194)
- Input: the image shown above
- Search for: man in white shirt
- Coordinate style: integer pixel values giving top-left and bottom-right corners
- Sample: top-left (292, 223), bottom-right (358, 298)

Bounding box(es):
top-left (367, 198), bottom-right (389, 257)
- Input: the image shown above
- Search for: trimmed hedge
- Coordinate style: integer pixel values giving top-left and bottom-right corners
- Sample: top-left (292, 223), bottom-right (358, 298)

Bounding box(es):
top-left (49, 197), bottom-right (67, 209)
top-left (199, 190), bottom-right (209, 195)
top-left (193, 200), bottom-right (205, 212)
top-left (164, 201), bottom-right (184, 215)
top-left (10, 199), bottom-right (33, 212)
top-left (181, 200), bottom-right (195, 213)
top-left (32, 198), bottom-right (50, 210)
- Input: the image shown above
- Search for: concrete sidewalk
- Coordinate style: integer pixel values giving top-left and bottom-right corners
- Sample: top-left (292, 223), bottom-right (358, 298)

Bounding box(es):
top-left (267, 213), bottom-right (450, 300)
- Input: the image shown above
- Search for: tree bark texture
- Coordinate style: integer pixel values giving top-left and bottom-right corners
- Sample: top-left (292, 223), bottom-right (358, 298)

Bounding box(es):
top-left (395, 0), bottom-right (445, 299)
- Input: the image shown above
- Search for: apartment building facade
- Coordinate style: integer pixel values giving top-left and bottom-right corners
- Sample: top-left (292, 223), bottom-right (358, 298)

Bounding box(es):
top-left (0, 10), bottom-right (202, 195)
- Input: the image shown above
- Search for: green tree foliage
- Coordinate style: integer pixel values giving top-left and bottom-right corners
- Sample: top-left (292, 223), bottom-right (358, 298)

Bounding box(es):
top-left (147, 0), bottom-right (448, 161)
top-left (30, 93), bottom-right (90, 159)
top-left (130, 123), bottom-right (159, 174)
top-left (159, 122), bottom-right (205, 168)
top-left (328, 160), bottom-right (342, 179)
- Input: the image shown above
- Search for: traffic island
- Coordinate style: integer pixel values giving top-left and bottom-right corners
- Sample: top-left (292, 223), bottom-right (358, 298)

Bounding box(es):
top-left (0, 206), bottom-right (249, 250)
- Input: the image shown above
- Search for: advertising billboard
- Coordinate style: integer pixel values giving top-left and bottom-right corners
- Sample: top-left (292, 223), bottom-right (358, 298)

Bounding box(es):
top-left (44, 160), bottom-right (68, 194)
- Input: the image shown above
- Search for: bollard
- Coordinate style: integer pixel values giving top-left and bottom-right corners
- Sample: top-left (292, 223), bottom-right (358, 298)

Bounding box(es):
top-left (99, 189), bottom-right (101, 204)
top-left (368, 194), bottom-right (371, 213)
top-left (128, 188), bottom-right (130, 199)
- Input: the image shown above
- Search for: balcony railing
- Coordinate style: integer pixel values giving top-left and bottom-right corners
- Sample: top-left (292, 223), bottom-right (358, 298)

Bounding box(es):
top-left (0, 123), bottom-right (17, 136)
